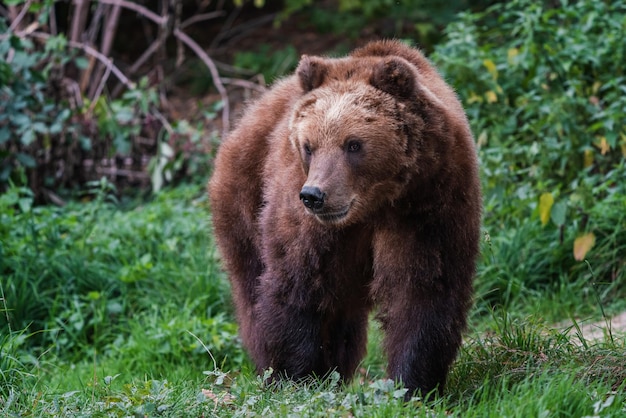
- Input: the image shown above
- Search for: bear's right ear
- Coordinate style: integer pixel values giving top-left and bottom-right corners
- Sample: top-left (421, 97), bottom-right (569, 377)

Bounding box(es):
top-left (296, 55), bottom-right (328, 92)
top-left (370, 57), bottom-right (417, 100)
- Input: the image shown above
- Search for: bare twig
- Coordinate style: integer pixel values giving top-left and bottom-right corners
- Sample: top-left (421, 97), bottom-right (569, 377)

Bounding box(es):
top-left (89, 2), bottom-right (121, 99)
top-left (209, 5), bottom-right (241, 50)
top-left (157, 1), bottom-right (172, 108)
top-left (96, 167), bottom-right (150, 178)
top-left (93, 0), bottom-right (167, 26)
top-left (8, 0), bottom-right (33, 32)
top-left (71, 41), bottom-right (134, 90)
top-left (24, 31), bottom-right (135, 90)
top-left (70, 0), bottom-right (90, 42)
top-left (79, 54), bottom-right (97, 93)
top-left (151, 107), bottom-right (174, 135)
top-left (85, 3), bottom-right (105, 45)
top-left (102, 3), bottom-right (121, 56)
top-left (63, 77), bottom-right (84, 109)
top-left (7, 5), bottom-right (18, 20)
top-left (211, 13), bottom-right (276, 50)
top-left (42, 188), bottom-right (67, 207)
top-left (88, 59), bottom-right (112, 114)
top-left (180, 11), bottom-right (226, 29)
top-left (49, 2), bottom-right (57, 35)
top-left (221, 77), bottom-right (267, 93)
top-left (216, 61), bottom-right (263, 77)
top-left (174, 0), bottom-right (184, 68)
top-left (5, 47), bottom-right (14, 63)
top-left (127, 32), bottom-right (169, 75)
top-left (173, 28), bottom-right (230, 133)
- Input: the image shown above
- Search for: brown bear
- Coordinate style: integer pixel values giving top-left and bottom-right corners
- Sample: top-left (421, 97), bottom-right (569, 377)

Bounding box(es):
top-left (208, 39), bottom-right (481, 398)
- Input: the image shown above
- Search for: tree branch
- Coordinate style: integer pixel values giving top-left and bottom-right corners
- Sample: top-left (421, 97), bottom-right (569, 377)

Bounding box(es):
top-left (173, 28), bottom-right (230, 133)
top-left (8, 0), bottom-right (33, 32)
top-left (180, 11), bottom-right (226, 29)
top-left (88, 59), bottom-right (112, 114)
top-left (70, 0), bottom-right (90, 42)
top-left (221, 77), bottom-right (266, 94)
top-left (25, 31), bottom-right (135, 90)
top-left (89, 0), bottom-right (167, 26)
top-left (88, 3), bottom-right (121, 99)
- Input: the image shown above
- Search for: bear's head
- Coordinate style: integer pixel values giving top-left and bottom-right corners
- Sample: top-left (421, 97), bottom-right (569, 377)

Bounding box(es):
top-left (289, 55), bottom-right (425, 227)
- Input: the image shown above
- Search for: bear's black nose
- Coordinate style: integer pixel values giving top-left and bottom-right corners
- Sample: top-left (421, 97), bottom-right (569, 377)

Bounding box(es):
top-left (300, 186), bottom-right (325, 211)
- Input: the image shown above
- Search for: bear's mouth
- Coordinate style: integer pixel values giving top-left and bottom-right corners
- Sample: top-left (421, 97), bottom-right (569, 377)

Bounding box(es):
top-left (316, 209), bottom-right (349, 223)
top-left (312, 202), bottom-right (353, 224)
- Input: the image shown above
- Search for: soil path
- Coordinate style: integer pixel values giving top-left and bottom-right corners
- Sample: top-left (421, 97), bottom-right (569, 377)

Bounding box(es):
top-left (559, 311), bottom-right (626, 343)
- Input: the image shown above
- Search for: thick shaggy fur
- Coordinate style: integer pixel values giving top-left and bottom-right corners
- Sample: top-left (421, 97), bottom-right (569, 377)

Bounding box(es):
top-left (209, 40), bottom-right (482, 397)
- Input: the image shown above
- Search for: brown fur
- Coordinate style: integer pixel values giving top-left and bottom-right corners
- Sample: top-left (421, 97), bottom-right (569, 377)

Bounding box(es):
top-left (209, 40), bottom-right (481, 398)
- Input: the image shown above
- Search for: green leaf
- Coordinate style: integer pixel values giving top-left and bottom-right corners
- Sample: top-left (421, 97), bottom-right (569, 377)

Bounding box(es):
top-left (74, 57), bottom-right (89, 70)
top-left (20, 128), bottom-right (35, 146)
top-left (550, 200), bottom-right (567, 226)
top-left (32, 121), bottom-right (48, 134)
top-left (18, 197), bottom-right (33, 213)
top-left (0, 127), bottom-right (10, 144)
top-left (114, 108), bottom-right (134, 124)
top-left (86, 291), bottom-right (101, 301)
top-left (113, 134), bottom-right (131, 155)
top-left (44, 34), bottom-right (67, 52)
top-left (16, 152), bottom-right (36, 168)
top-left (79, 136), bottom-right (92, 151)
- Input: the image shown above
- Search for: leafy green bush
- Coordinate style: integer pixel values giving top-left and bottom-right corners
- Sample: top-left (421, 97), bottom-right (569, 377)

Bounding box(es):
top-left (433, 0), bottom-right (626, 310)
top-left (0, 2), bottom-right (214, 198)
top-left (434, 0), bottom-right (625, 209)
top-left (0, 26), bottom-right (79, 187)
top-left (1, 22), bottom-right (139, 195)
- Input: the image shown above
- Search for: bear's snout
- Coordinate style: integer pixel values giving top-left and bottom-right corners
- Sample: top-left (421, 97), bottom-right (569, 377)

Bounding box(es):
top-left (300, 186), bottom-right (326, 211)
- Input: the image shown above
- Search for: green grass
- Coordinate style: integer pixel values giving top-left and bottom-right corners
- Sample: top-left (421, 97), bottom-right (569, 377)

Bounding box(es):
top-left (1, 182), bottom-right (625, 416)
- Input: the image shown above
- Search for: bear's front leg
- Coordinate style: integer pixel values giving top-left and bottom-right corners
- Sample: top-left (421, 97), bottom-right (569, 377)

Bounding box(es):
top-left (372, 223), bottom-right (474, 399)
top-left (251, 258), bottom-right (370, 382)
top-left (252, 270), bottom-right (326, 379)
top-left (378, 290), bottom-right (469, 398)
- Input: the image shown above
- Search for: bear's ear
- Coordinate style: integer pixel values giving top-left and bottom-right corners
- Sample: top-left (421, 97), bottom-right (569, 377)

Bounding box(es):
top-left (296, 55), bottom-right (328, 92)
top-left (370, 57), bottom-right (417, 100)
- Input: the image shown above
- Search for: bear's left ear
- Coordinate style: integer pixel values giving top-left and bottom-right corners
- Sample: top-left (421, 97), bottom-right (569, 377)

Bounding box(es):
top-left (296, 55), bottom-right (328, 92)
top-left (370, 57), bottom-right (417, 100)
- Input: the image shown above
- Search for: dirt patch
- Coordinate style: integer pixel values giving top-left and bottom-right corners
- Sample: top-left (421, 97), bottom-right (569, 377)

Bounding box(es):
top-left (558, 311), bottom-right (626, 344)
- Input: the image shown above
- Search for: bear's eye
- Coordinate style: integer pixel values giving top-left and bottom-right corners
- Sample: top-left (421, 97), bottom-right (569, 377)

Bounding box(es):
top-left (304, 143), bottom-right (312, 156)
top-left (346, 140), bottom-right (361, 153)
